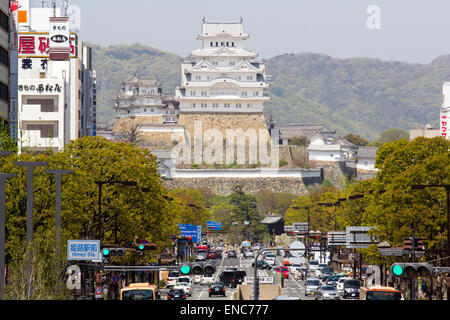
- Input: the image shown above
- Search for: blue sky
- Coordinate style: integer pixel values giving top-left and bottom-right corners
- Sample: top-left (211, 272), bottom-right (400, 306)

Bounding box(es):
top-left (62, 0), bottom-right (450, 63)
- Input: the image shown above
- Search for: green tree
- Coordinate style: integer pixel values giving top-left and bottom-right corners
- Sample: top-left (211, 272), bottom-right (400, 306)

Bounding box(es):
top-left (1, 136), bottom-right (181, 291)
top-left (344, 133), bottom-right (369, 147)
top-left (4, 232), bottom-right (72, 300)
top-left (363, 137), bottom-right (450, 264)
top-left (170, 188), bottom-right (211, 227)
top-left (370, 128), bottom-right (409, 147)
top-left (0, 119), bottom-right (17, 152)
top-left (229, 185), bottom-right (268, 243)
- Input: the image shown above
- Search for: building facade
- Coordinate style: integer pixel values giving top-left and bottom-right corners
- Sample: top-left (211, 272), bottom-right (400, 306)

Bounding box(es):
top-left (12, 1), bottom-right (95, 153)
top-left (0, 0), bottom-right (9, 124)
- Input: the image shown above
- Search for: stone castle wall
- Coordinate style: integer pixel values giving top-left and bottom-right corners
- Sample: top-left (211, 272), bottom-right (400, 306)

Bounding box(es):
top-left (163, 177), bottom-right (309, 196)
top-left (308, 160), bottom-right (356, 189)
top-left (177, 112), bottom-right (270, 140)
top-left (177, 112), bottom-right (273, 165)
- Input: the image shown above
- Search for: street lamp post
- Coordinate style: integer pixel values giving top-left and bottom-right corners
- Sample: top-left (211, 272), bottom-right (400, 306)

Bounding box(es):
top-left (44, 169), bottom-right (73, 256)
top-left (94, 180), bottom-right (138, 241)
top-left (346, 194), bottom-right (364, 280)
top-left (14, 161), bottom-right (47, 300)
top-left (412, 184), bottom-right (450, 299)
top-left (292, 206), bottom-right (310, 261)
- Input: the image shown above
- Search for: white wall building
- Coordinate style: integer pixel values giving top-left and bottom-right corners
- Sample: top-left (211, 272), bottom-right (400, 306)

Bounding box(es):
top-left (307, 133), bottom-right (346, 162)
top-left (14, 1), bottom-right (95, 153)
top-left (356, 146), bottom-right (378, 171)
top-left (175, 18), bottom-right (270, 113)
top-left (113, 75), bottom-right (179, 123)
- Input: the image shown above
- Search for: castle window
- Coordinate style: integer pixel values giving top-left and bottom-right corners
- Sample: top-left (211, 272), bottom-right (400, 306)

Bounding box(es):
top-left (210, 42), bottom-right (213, 47)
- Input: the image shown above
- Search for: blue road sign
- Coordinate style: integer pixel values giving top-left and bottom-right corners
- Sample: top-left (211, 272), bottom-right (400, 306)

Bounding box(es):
top-left (67, 240), bottom-right (100, 261)
top-left (207, 221), bottom-right (222, 230)
top-left (178, 224), bottom-right (201, 242)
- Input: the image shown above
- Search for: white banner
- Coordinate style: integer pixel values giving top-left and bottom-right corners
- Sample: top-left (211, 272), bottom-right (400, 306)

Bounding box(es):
top-left (49, 17), bottom-right (71, 60)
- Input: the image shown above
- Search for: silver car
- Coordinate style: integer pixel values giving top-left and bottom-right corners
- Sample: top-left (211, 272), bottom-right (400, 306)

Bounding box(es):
top-left (316, 285), bottom-right (340, 300)
top-left (305, 278), bottom-right (321, 296)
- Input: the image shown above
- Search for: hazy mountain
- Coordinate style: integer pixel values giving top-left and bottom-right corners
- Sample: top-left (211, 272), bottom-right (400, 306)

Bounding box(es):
top-left (92, 44), bottom-right (448, 139)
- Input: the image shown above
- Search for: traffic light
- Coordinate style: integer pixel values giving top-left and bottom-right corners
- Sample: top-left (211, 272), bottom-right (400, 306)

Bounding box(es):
top-left (134, 241), bottom-right (157, 255)
top-left (102, 247), bottom-right (125, 257)
top-left (178, 262), bottom-right (216, 276)
top-left (390, 262), bottom-right (433, 278)
top-left (179, 262), bottom-right (192, 275)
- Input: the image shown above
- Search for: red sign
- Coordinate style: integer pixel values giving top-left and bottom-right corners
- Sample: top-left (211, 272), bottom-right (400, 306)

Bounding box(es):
top-left (18, 33), bottom-right (77, 58)
top-left (441, 113), bottom-right (449, 139)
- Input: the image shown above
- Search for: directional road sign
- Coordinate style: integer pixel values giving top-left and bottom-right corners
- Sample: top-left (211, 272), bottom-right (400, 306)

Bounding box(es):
top-left (207, 221), bottom-right (222, 231)
top-left (67, 240), bottom-right (101, 261)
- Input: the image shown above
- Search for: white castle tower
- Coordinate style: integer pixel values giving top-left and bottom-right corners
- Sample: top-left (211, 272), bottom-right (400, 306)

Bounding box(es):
top-left (175, 18), bottom-right (270, 113)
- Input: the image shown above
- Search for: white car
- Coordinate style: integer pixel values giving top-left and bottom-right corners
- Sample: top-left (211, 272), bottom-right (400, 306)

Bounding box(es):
top-left (337, 277), bottom-right (352, 294)
top-left (201, 274), bottom-right (215, 286)
top-left (166, 271), bottom-right (179, 288)
top-left (264, 256), bottom-right (275, 266)
top-left (245, 250), bottom-right (254, 258)
top-left (177, 276), bottom-right (192, 285)
top-left (173, 282), bottom-right (192, 296)
top-left (290, 264), bottom-right (301, 275)
top-left (196, 253), bottom-right (206, 261)
top-left (308, 260), bottom-right (319, 271)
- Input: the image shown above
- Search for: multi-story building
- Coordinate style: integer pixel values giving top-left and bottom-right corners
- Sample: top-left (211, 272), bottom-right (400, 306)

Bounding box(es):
top-left (175, 18), bottom-right (270, 114)
top-left (0, 0), bottom-right (9, 124)
top-left (13, 1), bottom-right (95, 153)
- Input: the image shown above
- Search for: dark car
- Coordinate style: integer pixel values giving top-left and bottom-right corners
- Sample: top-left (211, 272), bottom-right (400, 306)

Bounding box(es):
top-left (227, 250), bottom-right (237, 258)
top-left (325, 275), bottom-right (340, 286)
top-left (209, 282), bottom-right (226, 297)
top-left (322, 267), bottom-right (334, 279)
top-left (343, 279), bottom-right (361, 299)
top-left (219, 270), bottom-right (246, 288)
top-left (213, 251), bottom-right (222, 259)
top-left (251, 260), bottom-right (271, 270)
top-left (167, 289), bottom-right (186, 300)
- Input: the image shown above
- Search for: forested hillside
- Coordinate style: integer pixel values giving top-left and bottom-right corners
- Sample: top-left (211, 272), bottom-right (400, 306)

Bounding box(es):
top-left (92, 43), bottom-right (449, 139)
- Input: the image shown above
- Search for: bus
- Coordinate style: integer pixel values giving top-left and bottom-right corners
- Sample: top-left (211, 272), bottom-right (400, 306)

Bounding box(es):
top-left (120, 283), bottom-right (158, 300)
top-left (359, 286), bottom-right (402, 300)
